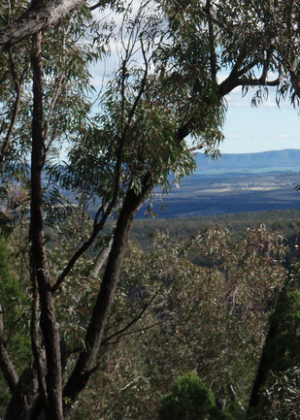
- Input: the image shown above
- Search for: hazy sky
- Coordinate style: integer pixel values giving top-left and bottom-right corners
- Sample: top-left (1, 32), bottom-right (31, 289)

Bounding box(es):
top-left (221, 87), bottom-right (300, 154)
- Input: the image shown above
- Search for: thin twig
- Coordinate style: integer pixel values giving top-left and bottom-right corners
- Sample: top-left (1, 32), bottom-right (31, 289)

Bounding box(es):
top-left (0, 52), bottom-right (24, 164)
top-left (101, 290), bottom-right (160, 345)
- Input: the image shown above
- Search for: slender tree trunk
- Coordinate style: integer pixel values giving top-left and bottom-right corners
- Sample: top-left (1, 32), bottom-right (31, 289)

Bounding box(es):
top-left (62, 174), bottom-right (153, 415)
top-left (248, 285), bottom-right (288, 414)
top-left (248, 317), bottom-right (279, 412)
top-left (30, 28), bottom-right (63, 420)
top-left (4, 367), bottom-right (40, 420)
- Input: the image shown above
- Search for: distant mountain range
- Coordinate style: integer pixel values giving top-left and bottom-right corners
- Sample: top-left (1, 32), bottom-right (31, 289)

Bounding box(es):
top-left (195, 149), bottom-right (300, 174)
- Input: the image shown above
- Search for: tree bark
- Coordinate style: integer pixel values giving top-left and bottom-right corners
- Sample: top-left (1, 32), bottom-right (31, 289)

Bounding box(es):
top-left (30, 29), bottom-right (63, 420)
top-left (248, 316), bottom-right (279, 412)
top-left (4, 367), bottom-right (39, 420)
top-left (0, 0), bottom-right (83, 52)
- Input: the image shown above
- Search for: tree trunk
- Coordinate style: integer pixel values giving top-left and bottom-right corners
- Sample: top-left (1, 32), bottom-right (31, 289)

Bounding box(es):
top-left (248, 285), bottom-right (288, 414)
top-left (62, 174), bottom-right (153, 415)
top-left (4, 367), bottom-right (39, 420)
top-left (30, 29), bottom-right (63, 420)
top-left (248, 316), bottom-right (279, 411)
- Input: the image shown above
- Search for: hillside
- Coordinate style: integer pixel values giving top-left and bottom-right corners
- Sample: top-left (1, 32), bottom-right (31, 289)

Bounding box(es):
top-left (195, 149), bottom-right (300, 174)
top-left (136, 149), bottom-right (300, 219)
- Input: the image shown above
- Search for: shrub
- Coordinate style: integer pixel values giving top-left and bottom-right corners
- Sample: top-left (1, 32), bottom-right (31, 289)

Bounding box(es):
top-left (158, 372), bottom-right (234, 420)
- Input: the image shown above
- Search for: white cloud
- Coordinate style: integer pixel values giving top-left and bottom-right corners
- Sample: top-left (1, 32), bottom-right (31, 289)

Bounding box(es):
top-left (270, 133), bottom-right (291, 139)
top-left (226, 133), bottom-right (246, 139)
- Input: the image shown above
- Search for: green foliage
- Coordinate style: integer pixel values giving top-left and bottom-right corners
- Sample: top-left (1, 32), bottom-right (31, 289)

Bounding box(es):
top-left (159, 372), bottom-right (215, 420)
top-left (1, 0), bottom-right (300, 418)
top-left (0, 240), bottom-right (25, 333)
top-left (0, 0), bottom-right (104, 172)
top-left (158, 372), bottom-right (233, 420)
top-left (260, 366), bottom-right (300, 420)
top-left (70, 223), bottom-right (287, 419)
top-left (0, 240), bottom-right (29, 410)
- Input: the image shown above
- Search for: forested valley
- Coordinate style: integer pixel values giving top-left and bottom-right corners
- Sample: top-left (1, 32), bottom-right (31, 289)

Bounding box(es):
top-left (1, 1), bottom-right (300, 419)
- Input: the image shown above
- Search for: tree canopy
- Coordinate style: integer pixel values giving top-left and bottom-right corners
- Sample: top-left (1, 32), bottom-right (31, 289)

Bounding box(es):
top-left (0, 1), bottom-right (300, 419)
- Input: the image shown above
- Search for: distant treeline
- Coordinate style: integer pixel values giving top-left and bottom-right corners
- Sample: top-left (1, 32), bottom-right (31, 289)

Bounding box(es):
top-left (132, 209), bottom-right (300, 250)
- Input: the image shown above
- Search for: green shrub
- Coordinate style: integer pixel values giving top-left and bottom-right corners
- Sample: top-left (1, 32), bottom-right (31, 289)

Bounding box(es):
top-left (158, 372), bottom-right (234, 420)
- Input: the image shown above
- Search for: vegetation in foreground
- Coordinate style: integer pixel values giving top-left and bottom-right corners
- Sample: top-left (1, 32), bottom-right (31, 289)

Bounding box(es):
top-left (1, 0), bottom-right (300, 419)
top-left (2, 216), bottom-right (300, 419)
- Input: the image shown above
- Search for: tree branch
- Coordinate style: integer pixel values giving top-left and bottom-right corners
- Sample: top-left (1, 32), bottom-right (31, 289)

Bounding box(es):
top-left (219, 61), bottom-right (280, 96)
top-left (89, 237), bottom-right (113, 281)
top-left (51, 203), bottom-right (114, 294)
top-left (102, 319), bottom-right (169, 345)
top-left (205, 0), bottom-right (218, 83)
top-left (0, 52), bottom-right (24, 164)
top-left (101, 290), bottom-right (159, 346)
top-left (237, 77), bottom-right (280, 87)
top-left (52, 23), bottom-right (150, 295)
top-left (0, 303), bottom-right (19, 393)
top-left (0, 0), bottom-right (84, 52)
top-left (44, 71), bottom-right (66, 150)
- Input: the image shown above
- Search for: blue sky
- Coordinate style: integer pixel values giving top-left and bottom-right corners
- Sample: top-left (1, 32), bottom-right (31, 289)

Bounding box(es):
top-left (221, 88), bottom-right (300, 154)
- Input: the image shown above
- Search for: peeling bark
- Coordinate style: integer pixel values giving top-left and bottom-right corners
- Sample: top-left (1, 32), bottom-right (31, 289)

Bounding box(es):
top-left (0, 0), bottom-right (84, 52)
top-left (89, 238), bottom-right (113, 281)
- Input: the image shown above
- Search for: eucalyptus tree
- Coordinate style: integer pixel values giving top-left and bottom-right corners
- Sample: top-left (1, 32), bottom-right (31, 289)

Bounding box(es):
top-left (240, 4), bottom-right (300, 411)
top-left (0, 1), bottom-right (296, 419)
top-left (63, 225), bottom-right (287, 419)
